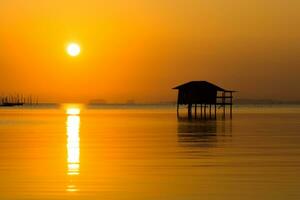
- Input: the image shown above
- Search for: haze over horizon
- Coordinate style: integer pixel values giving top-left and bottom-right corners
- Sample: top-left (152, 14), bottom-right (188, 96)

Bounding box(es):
top-left (1, 0), bottom-right (299, 103)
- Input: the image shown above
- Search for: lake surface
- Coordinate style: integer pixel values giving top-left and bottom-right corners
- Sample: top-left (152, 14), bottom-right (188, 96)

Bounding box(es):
top-left (0, 104), bottom-right (300, 200)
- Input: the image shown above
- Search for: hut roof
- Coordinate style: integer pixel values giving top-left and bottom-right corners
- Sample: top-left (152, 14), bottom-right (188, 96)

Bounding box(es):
top-left (173, 81), bottom-right (234, 92)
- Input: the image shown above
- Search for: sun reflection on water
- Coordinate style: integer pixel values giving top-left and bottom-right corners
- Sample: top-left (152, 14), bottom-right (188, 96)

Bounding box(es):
top-left (66, 107), bottom-right (81, 192)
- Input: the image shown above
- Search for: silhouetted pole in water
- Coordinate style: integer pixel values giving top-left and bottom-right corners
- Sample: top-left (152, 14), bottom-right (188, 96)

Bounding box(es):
top-left (204, 104), bottom-right (207, 119)
top-left (214, 104), bottom-right (217, 119)
top-left (200, 104), bottom-right (203, 119)
top-left (222, 91), bottom-right (226, 119)
top-left (230, 91), bottom-right (233, 119)
top-left (177, 103), bottom-right (179, 118)
top-left (188, 104), bottom-right (192, 119)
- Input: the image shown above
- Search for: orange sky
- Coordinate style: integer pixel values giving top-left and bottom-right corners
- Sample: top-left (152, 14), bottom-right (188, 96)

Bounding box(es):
top-left (0, 0), bottom-right (300, 103)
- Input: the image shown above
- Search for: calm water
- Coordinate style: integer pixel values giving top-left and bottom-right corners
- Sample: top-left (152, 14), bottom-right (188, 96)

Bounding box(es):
top-left (0, 104), bottom-right (300, 200)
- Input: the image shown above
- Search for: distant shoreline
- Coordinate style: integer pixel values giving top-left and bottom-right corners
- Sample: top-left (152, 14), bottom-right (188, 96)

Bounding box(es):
top-left (88, 99), bottom-right (300, 106)
top-left (233, 99), bottom-right (300, 105)
top-left (1, 100), bottom-right (300, 107)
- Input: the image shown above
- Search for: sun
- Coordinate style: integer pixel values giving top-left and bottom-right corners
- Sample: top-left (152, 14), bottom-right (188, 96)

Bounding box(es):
top-left (67, 43), bottom-right (81, 57)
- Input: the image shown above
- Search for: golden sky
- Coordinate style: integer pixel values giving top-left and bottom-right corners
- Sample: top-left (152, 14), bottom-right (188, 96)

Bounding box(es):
top-left (0, 0), bottom-right (300, 103)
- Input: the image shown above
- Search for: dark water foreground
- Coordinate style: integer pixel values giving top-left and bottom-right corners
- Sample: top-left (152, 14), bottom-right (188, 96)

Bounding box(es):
top-left (0, 105), bottom-right (300, 200)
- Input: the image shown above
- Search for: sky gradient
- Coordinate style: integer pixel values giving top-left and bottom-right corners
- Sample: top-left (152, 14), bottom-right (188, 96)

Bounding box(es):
top-left (1, 0), bottom-right (299, 103)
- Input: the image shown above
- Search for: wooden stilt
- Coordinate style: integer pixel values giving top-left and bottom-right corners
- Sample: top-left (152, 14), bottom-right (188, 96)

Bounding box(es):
top-left (195, 104), bottom-right (197, 119)
top-left (209, 104), bottom-right (212, 119)
top-left (223, 92), bottom-right (225, 119)
top-left (215, 103), bottom-right (217, 119)
top-left (188, 104), bottom-right (192, 119)
top-left (230, 104), bottom-right (232, 119)
top-left (204, 104), bottom-right (206, 119)
top-left (230, 91), bottom-right (233, 119)
top-left (200, 104), bottom-right (203, 119)
top-left (177, 103), bottom-right (179, 118)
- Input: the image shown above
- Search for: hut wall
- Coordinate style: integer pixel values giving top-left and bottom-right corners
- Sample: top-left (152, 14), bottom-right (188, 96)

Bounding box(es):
top-left (178, 89), bottom-right (217, 105)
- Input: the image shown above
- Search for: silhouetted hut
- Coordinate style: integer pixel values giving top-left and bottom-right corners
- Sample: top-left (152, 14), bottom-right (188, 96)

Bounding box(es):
top-left (173, 81), bottom-right (235, 119)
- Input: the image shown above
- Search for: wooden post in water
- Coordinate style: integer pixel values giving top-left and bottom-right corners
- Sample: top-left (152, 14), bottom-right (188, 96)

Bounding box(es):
top-left (209, 104), bottom-right (212, 119)
top-left (222, 92), bottom-right (226, 119)
top-left (176, 92), bottom-right (180, 118)
top-left (200, 104), bottom-right (203, 119)
top-left (194, 104), bottom-right (197, 119)
top-left (204, 104), bottom-right (207, 120)
top-left (176, 103), bottom-right (179, 118)
top-left (215, 103), bottom-right (217, 119)
top-left (230, 91), bottom-right (233, 119)
top-left (188, 104), bottom-right (192, 119)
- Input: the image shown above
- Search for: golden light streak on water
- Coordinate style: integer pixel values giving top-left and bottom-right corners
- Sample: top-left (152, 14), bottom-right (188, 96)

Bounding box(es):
top-left (66, 107), bottom-right (81, 192)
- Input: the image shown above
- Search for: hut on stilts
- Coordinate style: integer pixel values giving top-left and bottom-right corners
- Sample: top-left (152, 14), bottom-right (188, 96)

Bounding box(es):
top-left (173, 81), bottom-right (235, 120)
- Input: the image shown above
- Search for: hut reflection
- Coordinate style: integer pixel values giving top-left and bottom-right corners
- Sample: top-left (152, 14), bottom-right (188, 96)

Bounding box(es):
top-left (177, 119), bottom-right (232, 148)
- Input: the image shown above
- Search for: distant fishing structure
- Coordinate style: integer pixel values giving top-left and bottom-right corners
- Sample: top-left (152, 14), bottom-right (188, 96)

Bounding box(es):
top-left (0, 94), bottom-right (39, 107)
top-left (173, 81), bottom-right (236, 120)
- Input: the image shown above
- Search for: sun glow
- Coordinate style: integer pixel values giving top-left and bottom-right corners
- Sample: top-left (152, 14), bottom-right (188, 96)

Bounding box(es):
top-left (67, 43), bottom-right (81, 57)
top-left (67, 108), bottom-right (80, 115)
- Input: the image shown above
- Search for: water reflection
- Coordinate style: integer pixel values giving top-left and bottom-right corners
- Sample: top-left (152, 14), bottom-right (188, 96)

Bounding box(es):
top-left (66, 108), bottom-right (80, 192)
top-left (177, 120), bottom-right (232, 148)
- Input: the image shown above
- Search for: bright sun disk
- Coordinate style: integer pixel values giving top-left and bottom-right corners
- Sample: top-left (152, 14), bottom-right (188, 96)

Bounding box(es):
top-left (67, 43), bottom-right (80, 57)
